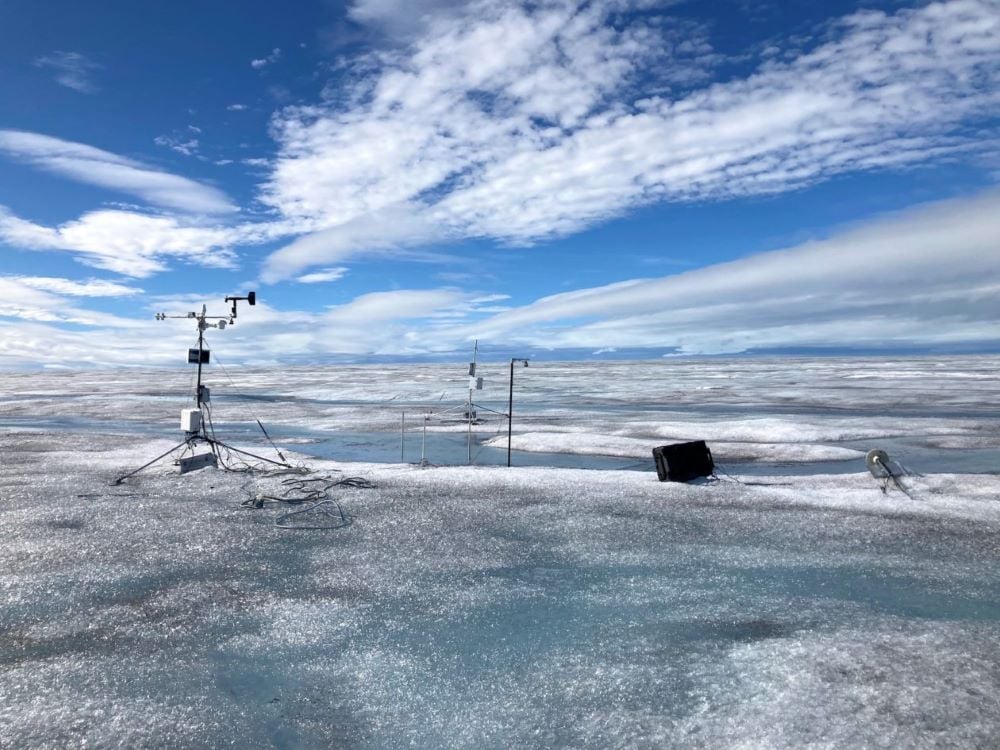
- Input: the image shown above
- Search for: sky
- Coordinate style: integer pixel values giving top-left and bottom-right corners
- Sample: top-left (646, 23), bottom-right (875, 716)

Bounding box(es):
top-left (0, 0), bottom-right (998, 367)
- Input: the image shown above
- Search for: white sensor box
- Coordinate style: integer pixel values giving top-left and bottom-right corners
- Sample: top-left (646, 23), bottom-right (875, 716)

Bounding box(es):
top-left (180, 408), bottom-right (202, 433)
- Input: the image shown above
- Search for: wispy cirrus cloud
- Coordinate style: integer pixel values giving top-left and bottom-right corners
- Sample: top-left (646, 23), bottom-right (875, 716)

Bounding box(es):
top-left (311, 288), bottom-right (488, 354)
top-left (261, 204), bottom-right (445, 282)
top-left (297, 267), bottom-right (349, 283)
top-left (153, 133), bottom-right (201, 157)
top-left (251, 48), bottom-right (282, 69)
top-left (259, 0), bottom-right (1000, 278)
top-left (346, 0), bottom-right (467, 39)
top-left (0, 276), bottom-right (144, 328)
top-left (12, 276), bottom-right (143, 297)
top-left (33, 51), bottom-right (101, 93)
top-left (0, 130), bottom-right (236, 214)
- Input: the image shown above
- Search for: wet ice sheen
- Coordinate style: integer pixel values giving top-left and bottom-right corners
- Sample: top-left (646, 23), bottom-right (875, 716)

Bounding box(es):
top-left (2, 355), bottom-right (1000, 473)
top-left (1, 358), bottom-right (1000, 747)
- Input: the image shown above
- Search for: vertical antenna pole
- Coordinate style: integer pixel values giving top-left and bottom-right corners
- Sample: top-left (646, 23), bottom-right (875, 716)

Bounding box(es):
top-left (507, 358), bottom-right (514, 467)
top-left (421, 414), bottom-right (427, 466)
top-left (194, 305), bottom-right (209, 441)
top-left (507, 358), bottom-right (527, 467)
top-left (400, 411), bottom-right (405, 462)
top-left (196, 318), bottom-right (205, 408)
top-left (468, 340), bottom-right (477, 465)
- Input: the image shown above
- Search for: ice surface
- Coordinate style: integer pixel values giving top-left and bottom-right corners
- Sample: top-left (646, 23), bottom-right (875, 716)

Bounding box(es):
top-left (483, 431), bottom-right (864, 462)
top-left (3, 434), bottom-right (1000, 746)
top-left (3, 355), bottom-right (998, 473)
top-left (1, 357), bottom-right (999, 746)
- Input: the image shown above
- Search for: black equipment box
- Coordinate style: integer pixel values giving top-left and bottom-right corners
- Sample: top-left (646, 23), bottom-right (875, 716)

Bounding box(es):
top-left (179, 452), bottom-right (218, 475)
top-left (652, 441), bottom-right (714, 482)
top-left (188, 348), bottom-right (210, 364)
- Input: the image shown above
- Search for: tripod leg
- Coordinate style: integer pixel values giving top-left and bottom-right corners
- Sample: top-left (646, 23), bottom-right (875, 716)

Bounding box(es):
top-left (209, 439), bottom-right (291, 468)
top-left (112, 439), bottom-right (192, 485)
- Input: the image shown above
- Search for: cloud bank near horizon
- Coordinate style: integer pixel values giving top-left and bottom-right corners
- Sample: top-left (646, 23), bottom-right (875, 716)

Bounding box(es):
top-left (1, 189), bottom-right (998, 366)
top-left (461, 189), bottom-right (1000, 355)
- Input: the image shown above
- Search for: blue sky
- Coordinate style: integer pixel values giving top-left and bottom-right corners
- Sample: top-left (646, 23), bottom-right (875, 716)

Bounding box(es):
top-left (0, 0), bottom-right (998, 366)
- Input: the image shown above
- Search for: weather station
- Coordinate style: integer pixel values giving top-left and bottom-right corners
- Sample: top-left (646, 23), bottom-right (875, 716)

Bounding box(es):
top-left (113, 291), bottom-right (291, 484)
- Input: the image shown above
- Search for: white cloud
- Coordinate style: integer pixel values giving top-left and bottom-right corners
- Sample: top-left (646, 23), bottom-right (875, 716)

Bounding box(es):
top-left (251, 48), bottom-right (282, 69)
top-left (314, 288), bottom-right (480, 353)
top-left (0, 277), bottom-right (143, 328)
top-left (0, 206), bottom-right (60, 248)
top-left (296, 267), bottom-right (349, 283)
top-left (154, 134), bottom-right (200, 157)
top-left (33, 51), bottom-right (101, 93)
top-left (0, 317), bottom-right (204, 366)
top-left (347, 0), bottom-right (446, 25)
top-left (0, 130), bottom-right (236, 214)
top-left (227, 103), bottom-right (249, 111)
top-left (261, 204), bottom-right (445, 282)
top-left (346, 0), bottom-right (465, 39)
top-left (325, 288), bottom-right (462, 323)
top-left (4, 2), bottom-right (1000, 364)
top-left (3, 189), bottom-right (999, 366)
top-left (0, 285), bottom-right (486, 365)
top-left (0, 207), bottom-right (250, 277)
top-left (265, 1), bottom-right (659, 223)
top-left (12, 276), bottom-right (143, 297)
top-left (461, 189), bottom-right (1000, 354)
top-left (260, 0), bottom-right (1000, 263)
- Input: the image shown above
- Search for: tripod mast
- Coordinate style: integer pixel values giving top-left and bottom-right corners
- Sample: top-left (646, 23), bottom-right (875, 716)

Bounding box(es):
top-left (195, 305), bottom-right (207, 410)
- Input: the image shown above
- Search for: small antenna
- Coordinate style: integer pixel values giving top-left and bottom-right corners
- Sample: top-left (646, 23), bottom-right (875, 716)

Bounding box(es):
top-left (466, 339), bottom-right (483, 464)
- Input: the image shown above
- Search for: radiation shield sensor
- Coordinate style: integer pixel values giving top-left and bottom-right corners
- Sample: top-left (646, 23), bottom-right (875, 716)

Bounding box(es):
top-left (865, 448), bottom-right (890, 477)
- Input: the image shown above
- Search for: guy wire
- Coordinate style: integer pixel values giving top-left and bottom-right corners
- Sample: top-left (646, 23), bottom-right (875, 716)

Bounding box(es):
top-left (201, 335), bottom-right (287, 461)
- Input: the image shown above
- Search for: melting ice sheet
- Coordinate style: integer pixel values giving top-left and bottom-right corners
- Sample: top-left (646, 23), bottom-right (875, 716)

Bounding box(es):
top-left (2, 434), bottom-right (1000, 747)
top-left (1, 357), bottom-right (1000, 746)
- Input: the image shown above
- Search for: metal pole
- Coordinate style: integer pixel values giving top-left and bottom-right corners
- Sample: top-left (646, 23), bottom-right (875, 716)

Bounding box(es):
top-left (400, 411), bottom-right (405, 462)
top-left (207, 439), bottom-right (291, 467)
top-left (195, 314), bottom-right (208, 443)
top-left (196, 318), bottom-right (205, 408)
top-left (507, 358), bottom-right (514, 467)
top-left (421, 414), bottom-right (427, 466)
top-left (468, 339), bottom-right (477, 465)
top-left (112, 438), bottom-right (192, 485)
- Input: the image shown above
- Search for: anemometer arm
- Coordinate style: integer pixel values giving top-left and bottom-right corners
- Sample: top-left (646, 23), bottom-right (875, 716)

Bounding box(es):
top-left (151, 292), bottom-right (258, 403)
top-left (154, 291), bottom-right (256, 325)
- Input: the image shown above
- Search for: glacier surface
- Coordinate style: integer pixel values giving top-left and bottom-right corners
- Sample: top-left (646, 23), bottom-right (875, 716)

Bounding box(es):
top-left (1, 357), bottom-right (999, 747)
